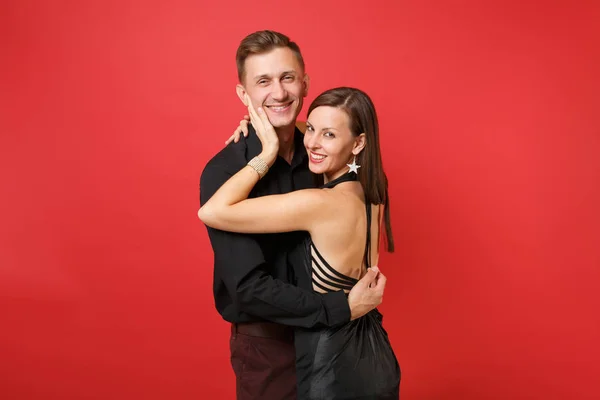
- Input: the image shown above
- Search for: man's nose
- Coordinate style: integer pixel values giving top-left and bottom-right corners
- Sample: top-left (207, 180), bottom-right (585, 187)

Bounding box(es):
top-left (271, 81), bottom-right (287, 100)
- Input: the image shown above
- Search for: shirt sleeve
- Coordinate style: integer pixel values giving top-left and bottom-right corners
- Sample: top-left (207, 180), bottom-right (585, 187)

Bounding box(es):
top-left (199, 152), bottom-right (351, 328)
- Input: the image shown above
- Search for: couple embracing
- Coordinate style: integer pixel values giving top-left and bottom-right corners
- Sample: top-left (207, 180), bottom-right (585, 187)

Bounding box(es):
top-left (199, 30), bottom-right (400, 400)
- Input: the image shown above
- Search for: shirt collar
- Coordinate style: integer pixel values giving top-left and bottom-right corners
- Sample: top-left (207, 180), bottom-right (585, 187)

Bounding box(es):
top-left (290, 127), bottom-right (308, 168)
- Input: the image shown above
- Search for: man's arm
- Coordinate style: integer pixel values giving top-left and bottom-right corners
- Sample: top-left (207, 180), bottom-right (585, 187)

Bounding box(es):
top-left (200, 155), bottom-right (350, 328)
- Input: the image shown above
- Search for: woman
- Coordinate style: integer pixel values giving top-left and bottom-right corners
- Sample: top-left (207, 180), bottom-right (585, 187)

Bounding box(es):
top-left (199, 87), bottom-right (400, 399)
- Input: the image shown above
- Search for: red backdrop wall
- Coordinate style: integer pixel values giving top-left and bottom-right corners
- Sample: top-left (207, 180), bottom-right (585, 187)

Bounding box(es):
top-left (1, 1), bottom-right (599, 399)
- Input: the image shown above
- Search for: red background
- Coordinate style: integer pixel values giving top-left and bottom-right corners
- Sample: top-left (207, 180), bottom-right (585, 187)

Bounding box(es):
top-left (1, 1), bottom-right (599, 399)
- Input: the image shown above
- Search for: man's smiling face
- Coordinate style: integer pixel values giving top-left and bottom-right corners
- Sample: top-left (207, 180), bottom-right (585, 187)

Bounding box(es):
top-left (237, 47), bottom-right (309, 129)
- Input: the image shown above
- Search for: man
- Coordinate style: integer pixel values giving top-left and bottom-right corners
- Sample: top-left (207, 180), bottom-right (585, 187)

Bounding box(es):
top-left (199, 30), bottom-right (386, 400)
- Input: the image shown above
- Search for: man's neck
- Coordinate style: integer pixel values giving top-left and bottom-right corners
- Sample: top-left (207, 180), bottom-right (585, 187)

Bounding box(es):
top-left (275, 124), bottom-right (296, 164)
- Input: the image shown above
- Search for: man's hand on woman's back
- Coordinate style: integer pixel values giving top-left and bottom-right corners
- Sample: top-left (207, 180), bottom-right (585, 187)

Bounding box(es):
top-left (347, 266), bottom-right (386, 320)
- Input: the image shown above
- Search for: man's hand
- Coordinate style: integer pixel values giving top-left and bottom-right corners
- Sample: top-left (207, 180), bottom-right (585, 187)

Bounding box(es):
top-left (347, 266), bottom-right (387, 320)
top-left (225, 115), bottom-right (250, 145)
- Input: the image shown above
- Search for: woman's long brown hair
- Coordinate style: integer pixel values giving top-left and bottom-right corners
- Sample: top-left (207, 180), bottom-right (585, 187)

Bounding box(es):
top-left (308, 87), bottom-right (394, 252)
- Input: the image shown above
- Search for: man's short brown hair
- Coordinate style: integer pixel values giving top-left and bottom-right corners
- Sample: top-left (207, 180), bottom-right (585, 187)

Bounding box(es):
top-left (236, 30), bottom-right (305, 83)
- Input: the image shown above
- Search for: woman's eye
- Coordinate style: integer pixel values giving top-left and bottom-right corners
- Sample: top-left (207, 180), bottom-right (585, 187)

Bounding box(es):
top-left (324, 132), bottom-right (334, 138)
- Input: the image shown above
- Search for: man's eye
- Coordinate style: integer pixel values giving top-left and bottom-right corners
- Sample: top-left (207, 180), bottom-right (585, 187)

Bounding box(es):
top-left (283, 76), bottom-right (293, 81)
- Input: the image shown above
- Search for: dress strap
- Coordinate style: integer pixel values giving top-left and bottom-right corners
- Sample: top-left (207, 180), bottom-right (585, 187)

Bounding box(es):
top-left (320, 172), bottom-right (357, 189)
top-left (363, 194), bottom-right (372, 271)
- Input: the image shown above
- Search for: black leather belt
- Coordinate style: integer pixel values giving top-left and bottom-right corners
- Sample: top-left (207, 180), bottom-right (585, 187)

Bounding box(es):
top-left (231, 322), bottom-right (294, 341)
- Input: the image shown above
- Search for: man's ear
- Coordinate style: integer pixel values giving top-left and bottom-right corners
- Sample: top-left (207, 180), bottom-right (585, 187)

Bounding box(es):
top-left (236, 84), bottom-right (248, 106)
top-left (302, 74), bottom-right (310, 97)
top-left (352, 133), bottom-right (367, 155)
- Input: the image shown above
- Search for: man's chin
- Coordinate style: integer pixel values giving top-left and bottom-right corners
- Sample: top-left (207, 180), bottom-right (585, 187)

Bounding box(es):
top-left (269, 117), bottom-right (297, 129)
top-left (266, 108), bottom-right (300, 128)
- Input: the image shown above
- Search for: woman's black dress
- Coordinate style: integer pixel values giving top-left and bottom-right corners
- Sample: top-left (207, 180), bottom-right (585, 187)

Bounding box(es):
top-left (294, 173), bottom-right (401, 399)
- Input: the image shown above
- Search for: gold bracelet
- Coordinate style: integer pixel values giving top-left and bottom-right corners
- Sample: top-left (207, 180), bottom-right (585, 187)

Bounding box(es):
top-left (247, 156), bottom-right (269, 179)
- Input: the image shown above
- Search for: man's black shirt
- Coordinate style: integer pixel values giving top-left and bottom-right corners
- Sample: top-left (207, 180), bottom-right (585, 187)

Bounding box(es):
top-left (199, 125), bottom-right (350, 328)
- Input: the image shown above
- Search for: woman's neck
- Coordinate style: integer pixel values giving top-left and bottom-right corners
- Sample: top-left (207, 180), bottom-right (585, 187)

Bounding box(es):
top-left (324, 167), bottom-right (351, 184)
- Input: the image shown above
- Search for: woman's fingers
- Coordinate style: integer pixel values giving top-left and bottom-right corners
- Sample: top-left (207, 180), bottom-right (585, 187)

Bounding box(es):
top-left (256, 106), bottom-right (274, 131)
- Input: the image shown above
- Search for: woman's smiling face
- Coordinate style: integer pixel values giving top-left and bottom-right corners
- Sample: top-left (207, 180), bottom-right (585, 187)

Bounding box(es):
top-left (304, 106), bottom-right (363, 182)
